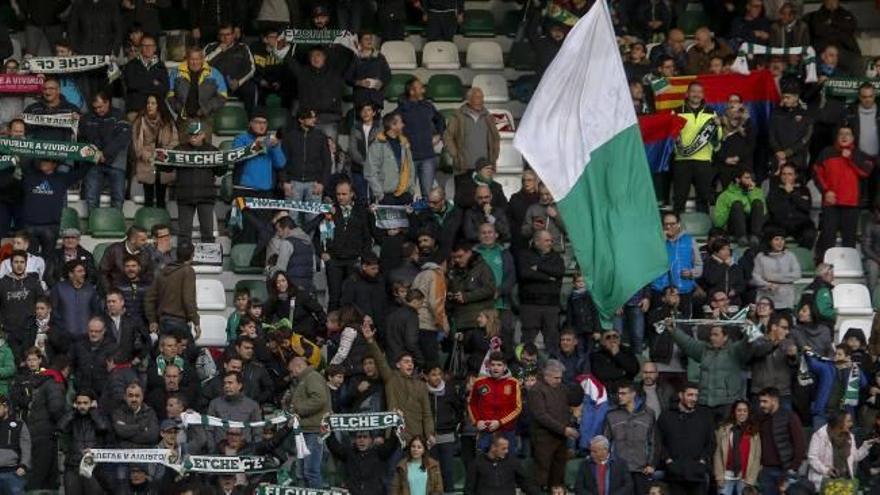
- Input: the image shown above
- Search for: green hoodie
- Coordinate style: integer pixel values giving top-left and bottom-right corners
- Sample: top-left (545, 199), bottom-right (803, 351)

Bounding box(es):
top-left (712, 182), bottom-right (765, 228)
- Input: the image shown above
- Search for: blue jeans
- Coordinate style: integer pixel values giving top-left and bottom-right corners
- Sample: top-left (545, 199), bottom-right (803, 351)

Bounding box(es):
top-left (414, 157), bottom-right (438, 199)
top-left (757, 467), bottom-right (785, 495)
top-left (721, 479), bottom-right (747, 495)
top-left (350, 171), bottom-right (368, 206)
top-left (284, 180), bottom-right (322, 225)
top-left (431, 441), bottom-right (457, 492)
top-left (84, 165), bottom-right (126, 210)
top-left (614, 305), bottom-right (645, 355)
top-left (0, 471), bottom-right (25, 495)
top-left (299, 432), bottom-right (324, 488)
top-left (477, 430), bottom-right (517, 457)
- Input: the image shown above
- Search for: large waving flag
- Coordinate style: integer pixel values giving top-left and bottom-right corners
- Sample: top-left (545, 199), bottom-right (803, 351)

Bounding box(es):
top-left (514, 0), bottom-right (668, 322)
top-left (639, 113), bottom-right (686, 173)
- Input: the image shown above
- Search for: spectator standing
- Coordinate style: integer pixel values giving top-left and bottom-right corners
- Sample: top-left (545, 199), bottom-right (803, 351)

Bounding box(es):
top-left (656, 383), bottom-right (715, 495)
top-left (99, 226), bottom-right (155, 291)
top-left (649, 29), bottom-right (688, 76)
top-left (805, 0), bottom-right (861, 74)
top-left (67, 0), bottom-right (123, 57)
top-left (517, 230), bottom-right (565, 355)
top-left (348, 103), bottom-right (380, 204)
top-left (122, 35), bottom-right (169, 119)
top-left (0, 394), bottom-right (29, 495)
top-left (398, 77), bottom-right (446, 199)
top-left (806, 411), bottom-right (875, 491)
top-left (713, 400), bottom-right (762, 495)
top-left (652, 211), bottom-right (703, 317)
top-left (444, 88), bottom-right (500, 194)
top-left (751, 231), bottom-right (802, 311)
top-left (69, 318), bottom-right (116, 405)
top-left (204, 23), bottom-right (258, 113)
top-left (522, 183), bottom-right (566, 252)
top-left (132, 94), bottom-right (179, 209)
top-left (672, 82), bottom-right (721, 213)
top-left (50, 260), bottom-right (100, 338)
top-left (573, 435), bottom-right (633, 495)
top-left (25, 356), bottom-right (66, 491)
top-left (686, 29), bottom-right (734, 76)
top-left (750, 314), bottom-right (798, 405)
top-left (756, 387), bottom-right (806, 495)
top-left (468, 352), bottom-right (522, 452)
top-left (188, 0), bottom-right (248, 45)
top-left (507, 170), bottom-right (541, 252)
top-left (265, 216), bottom-right (316, 292)
top-left (207, 371), bottom-right (261, 445)
top-left (231, 111), bottom-right (285, 242)
top-left (283, 357), bottom-right (330, 489)
top-left (844, 83), bottom-right (879, 201)
top-left (280, 108), bottom-right (331, 222)
top-left (79, 91), bottom-right (132, 213)
top-left (390, 436), bottom-right (444, 495)
top-left (173, 121), bottom-right (224, 243)
top-left (366, 112), bottom-right (416, 204)
top-left (346, 33), bottom-right (391, 111)
top-left (766, 165), bottom-right (816, 248)
top-left (447, 242), bottom-right (496, 338)
top-left (864, 205), bottom-right (880, 293)
top-left (462, 182), bottom-right (510, 244)
top-left (529, 360), bottom-right (580, 490)
top-left (57, 391), bottom-right (109, 495)
top-left (112, 382), bottom-right (159, 450)
top-left (603, 382), bottom-right (657, 495)
top-left (167, 46), bottom-right (228, 136)
top-left (289, 46), bottom-right (347, 143)
top-left (326, 430), bottom-right (399, 495)
top-left (23, 77), bottom-right (81, 141)
top-left (699, 238), bottom-right (747, 308)
top-left (728, 0), bottom-right (772, 47)
top-left (465, 435), bottom-right (537, 495)
top-left (770, 3), bottom-right (811, 48)
top-left (768, 81), bottom-right (813, 175)
top-left (145, 243), bottom-right (198, 340)
top-left (591, 329), bottom-right (640, 396)
top-left (16, 0), bottom-right (68, 56)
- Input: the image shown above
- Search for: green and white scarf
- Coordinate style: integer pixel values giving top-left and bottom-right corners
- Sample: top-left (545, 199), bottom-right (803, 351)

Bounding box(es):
top-left (257, 485), bottom-right (350, 495)
top-left (24, 55), bottom-right (122, 81)
top-left (320, 411), bottom-right (407, 444)
top-left (180, 410), bottom-right (310, 458)
top-left (155, 355), bottom-right (185, 376)
top-left (153, 142), bottom-right (265, 168)
top-left (843, 364), bottom-right (861, 408)
top-left (0, 136), bottom-right (99, 163)
top-left (79, 449), bottom-right (181, 478)
top-left (543, 4), bottom-right (579, 27)
top-left (374, 205), bottom-right (410, 230)
top-left (732, 43), bottom-right (817, 83)
top-left (280, 29), bottom-right (358, 52)
top-left (21, 112), bottom-right (80, 137)
top-left (228, 197), bottom-right (331, 230)
top-left (183, 454), bottom-right (280, 474)
top-left (0, 155), bottom-right (18, 171)
top-left (674, 116), bottom-right (719, 157)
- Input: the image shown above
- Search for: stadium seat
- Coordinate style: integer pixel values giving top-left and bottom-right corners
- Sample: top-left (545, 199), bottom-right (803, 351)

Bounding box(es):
top-left (422, 41), bottom-right (461, 69)
top-left (385, 73), bottom-right (413, 101)
top-left (196, 278), bottom-right (226, 311)
top-left (472, 73), bottom-right (510, 102)
top-left (677, 10), bottom-right (709, 36)
top-left (265, 106), bottom-right (289, 130)
top-left (508, 41), bottom-right (536, 70)
top-left (381, 40), bottom-right (418, 70)
top-left (235, 279), bottom-right (269, 303)
top-left (501, 10), bottom-right (522, 37)
top-left (836, 318), bottom-right (873, 344)
top-left (440, 108), bottom-right (458, 124)
top-left (134, 207), bottom-right (171, 232)
top-left (832, 283), bottom-right (873, 317)
top-left (60, 207), bottom-right (80, 231)
top-left (452, 458), bottom-right (466, 491)
top-left (231, 243), bottom-right (262, 274)
top-left (88, 208), bottom-right (126, 238)
top-left (680, 212), bottom-right (711, 239)
top-left (565, 458), bottom-right (581, 489)
top-left (196, 314), bottom-right (228, 347)
top-left (462, 9), bottom-right (496, 37)
top-left (427, 74), bottom-right (465, 102)
top-left (265, 93), bottom-right (283, 108)
top-left (218, 140), bottom-right (234, 150)
top-left (213, 105), bottom-right (248, 136)
top-left (92, 242), bottom-right (113, 264)
top-left (405, 23), bottom-right (424, 35)
top-left (823, 247), bottom-right (863, 279)
top-left (497, 141), bottom-right (524, 174)
top-left (791, 246), bottom-right (816, 278)
top-left (466, 40), bottom-right (504, 69)
top-left (219, 173), bottom-right (234, 202)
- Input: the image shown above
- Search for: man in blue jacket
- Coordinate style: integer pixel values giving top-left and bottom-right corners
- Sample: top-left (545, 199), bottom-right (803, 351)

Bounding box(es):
top-left (651, 211), bottom-right (702, 318)
top-left (398, 77), bottom-right (446, 199)
top-left (79, 90), bottom-right (132, 212)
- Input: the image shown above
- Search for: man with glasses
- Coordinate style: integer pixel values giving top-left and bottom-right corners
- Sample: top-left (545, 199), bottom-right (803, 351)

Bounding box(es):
top-left (651, 211), bottom-right (702, 318)
top-left (204, 23), bottom-right (258, 113)
top-left (603, 381), bottom-right (657, 495)
top-left (591, 329), bottom-right (639, 399)
top-left (23, 77), bottom-right (81, 141)
top-left (411, 186), bottom-right (463, 258)
top-left (122, 34), bottom-right (168, 121)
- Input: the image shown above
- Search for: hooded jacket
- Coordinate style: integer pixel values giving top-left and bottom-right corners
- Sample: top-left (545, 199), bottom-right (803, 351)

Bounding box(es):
top-left (447, 252), bottom-right (496, 330)
top-left (26, 370), bottom-right (66, 438)
top-left (279, 124), bottom-right (332, 185)
top-left (671, 327), bottom-right (751, 407)
top-left (67, 0), bottom-right (123, 55)
top-left (367, 339), bottom-right (434, 439)
top-left (167, 61), bottom-right (228, 119)
top-left (232, 131), bottom-right (286, 191)
top-left (412, 261), bottom-right (449, 332)
top-left (366, 131), bottom-right (415, 199)
top-left (145, 261), bottom-right (198, 326)
top-left (283, 367), bottom-right (330, 433)
top-left (752, 249), bottom-right (802, 309)
top-left (814, 144), bottom-right (874, 207)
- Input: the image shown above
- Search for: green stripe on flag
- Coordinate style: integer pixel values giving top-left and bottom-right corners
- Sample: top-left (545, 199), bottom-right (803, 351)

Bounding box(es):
top-left (556, 125), bottom-right (668, 324)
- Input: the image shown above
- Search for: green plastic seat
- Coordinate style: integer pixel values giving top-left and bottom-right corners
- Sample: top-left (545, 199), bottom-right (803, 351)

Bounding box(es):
top-left (385, 73), bottom-right (414, 101)
top-left (231, 243), bottom-right (262, 274)
top-left (60, 207), bottom-right (80, 231)
top-left (508, 40), bottom-right (536, 70)
top-left (791, 246), bottom-right (816, 277)
top-left (405, 23), bottom-right (424, 35)
top-left (219, 173), bottom-right (234, 202)
top-left (235, 279), bottom-right (269, 303)
top-left (265, 93), bottom-right (283, 108)
top-left (452, 458), bottom-right (466, 491)
top-left (134, 207), bottom-right (171, 232)
top-left (266, 106), bottom-right (290, 130)
top-left (462, 9), bottom-right (495, 37)
top-left (88, 208), bottom-right (126, 238)
top-left (677, 10), bottom-right (710, 36)
top-left (680, 211), bottom-right (711, 239)
top-left (212, 105), bottom-right (249, 136)
top-left (440, 108), bottom-right (457, 125)
top-left (218, 140), bottom-right (234, 151)
top-left (427, 74), bottom-right (465, 102)
top-left (92, 242), bottom-right (114, 265)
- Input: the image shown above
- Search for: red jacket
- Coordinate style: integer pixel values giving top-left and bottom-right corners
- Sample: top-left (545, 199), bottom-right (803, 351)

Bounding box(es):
top-left (813, 144), bottom-right (874, 207)
top-left (467, 375), bottom-right (522, 431)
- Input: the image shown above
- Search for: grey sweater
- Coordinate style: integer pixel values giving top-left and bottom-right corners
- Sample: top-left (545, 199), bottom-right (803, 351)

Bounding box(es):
top-left (751, 250), bottom-right (801, 309)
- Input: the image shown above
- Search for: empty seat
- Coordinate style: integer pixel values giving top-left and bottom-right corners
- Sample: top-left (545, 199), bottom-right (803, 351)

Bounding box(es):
top-left (92, 242), bottom-right (113, 265)
top-left (462, 9), bottom-right (496, 37)
top-left (196, 314), bottom-right (228, 347)
top-left (824, 247), bottom-right (863, 278)
top-left (196, 278), bottom-right (226, 310)
top-left (422, 41), bottom-right (461, 69)
top-left (266, 106), bottom-right (289, 130)
top-left (264, 93), bottom-right (283, 108)
top-left (832, 283), bottom-right (873, 316)
top-left (497, 141), bottom-right (523, 174)
top-left (385, 73), bottom-right (414, 101)
top-left (381, 40), bottom-right (418, 69)
top-left (88, 208), bottom-right (126, 238)
top-left (501, 10), bottom-right (522, 38)
top-left (466, 41), bottom-right (504, 69)
top-left (680, 212), bottom-right (712, 239)
top-left (61, 207), bottom-right (80, 231)
top-left (213, 105), bottom-right (248, 136)
top-left (427, 74), bottom-right (465, 102)
top-left (231, 243), bottom-right (262, 274)
top-left (791, 246), bottom-right (816, 278)
top-left (235, 279), bottom-right (269, 303)
top-left (472, 73), bottom-right (509, 102)
top-left (134, 207), bottom-right (171, 232)
top-left (836, 318), bottom-right (873, 344)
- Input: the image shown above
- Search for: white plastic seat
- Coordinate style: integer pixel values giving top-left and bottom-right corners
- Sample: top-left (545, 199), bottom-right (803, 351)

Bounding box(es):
top-left (422, 41), bottom-right (461, 69)
top-left (196, 278), bottom-right (226, 311)
top-left (832, 283), bottom-right (873, 317)
top-left (823, 247), bottom-right (864, 279)
top-left (490, 108), bottom-right (516, 139)
top-left (497, 141), bottom-right (523, 174)
top-left (466, 41), bottom-right (504, 69)
top-left (471, 74), bottom-right (509, 103)
top-left (196, 314), bottom-right (228, 347)
top-left (836, 318), bottom-right (874, 344)
top-left (380, 40), bottom-right (418, 70)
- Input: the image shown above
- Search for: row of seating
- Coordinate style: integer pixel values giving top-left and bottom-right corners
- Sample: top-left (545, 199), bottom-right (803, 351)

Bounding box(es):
top-left (383, 40), bottom-right (507, 70)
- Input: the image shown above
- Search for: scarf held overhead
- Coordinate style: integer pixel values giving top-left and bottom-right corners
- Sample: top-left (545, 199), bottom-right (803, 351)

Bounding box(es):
top-left (732, 44), bottom-right (817, 83)
top-left (21, 112), bottom-right (80, 137)
top-left (320, 411), bottom-right (406, 443)
top-left (79, 449), bottom-right (181, 478)
top-left (24, 55), bottom-right (122, 81)
top-left (279, 29), bottom-right (358, 53)
top-left (180, 410), bottom-right (310, 459)
top-left (183, 455), bottom-right (280, 474)
top-left (0, 136), bottom-right (99, 163)
top-left (154, 142), bottom-right (265, 168)
top-left (0, 74), bottom-right (44, 93)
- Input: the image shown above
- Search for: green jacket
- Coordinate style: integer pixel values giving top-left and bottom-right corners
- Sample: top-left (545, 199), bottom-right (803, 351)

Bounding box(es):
top-left (671, 327), bottom-right (751, 407)
top-left (0, 342), bottom-right (13, 397)
top-left (285, 367), bottom-right (331, 433)
top-left (712, 183), bottom-right (766, 228)
top-left (815, 286), bottom-right (836, 322)
top-left (367, 340), bottom-right (434, 439)
top-left (446, 253), bottom-right (496, 331)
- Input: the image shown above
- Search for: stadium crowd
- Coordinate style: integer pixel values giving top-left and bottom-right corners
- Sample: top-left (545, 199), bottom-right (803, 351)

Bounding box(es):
top-left (0, 0), bottom-right (876, 495)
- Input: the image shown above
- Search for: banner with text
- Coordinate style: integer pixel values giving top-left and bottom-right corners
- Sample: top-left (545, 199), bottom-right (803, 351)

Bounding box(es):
top-left (320, 412), bottom-right (406, 443)
top-left (79, 449), bottom-right (180, 478)
top-left (0, 74), bottom-right (44, 93)
top-left (21, 112), bottom-right (80, 137)
top-left (374, 205), bottom-right (410, 230)
top-left (24, 55), bottom-right (121, 80)
top-left (154, 142), bottom-right (265, 168)
top-left (824, 77), bottom-right (880, 103)
top-left (183, 455), bottom-right (280, 474)
top-left (0, 137), bottom-right (99, 163)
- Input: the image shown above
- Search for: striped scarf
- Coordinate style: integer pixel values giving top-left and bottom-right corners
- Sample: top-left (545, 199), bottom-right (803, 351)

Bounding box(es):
top-left (180, 411), bottom-right (310, 458)
top-left (732, 43), bottom-right (817, 83)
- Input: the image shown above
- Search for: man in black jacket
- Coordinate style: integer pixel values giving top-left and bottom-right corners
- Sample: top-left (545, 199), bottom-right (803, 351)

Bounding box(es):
top-left (58, 390), bottom-right (110, 495)
top-left (26, 355), bottom-right (67, 491)
top-left (43, 228), bottom-right (97, 287)
top-left (341, 253), bottom-right (388, 329)
top-left (280, 108), bottom-right (332, 223)
top-left (70, 317), bottom-right (117, 399)
top-left (205, 23), bottom-right (258, 113)
top-left (23, 77), bottom-right (81, 141)
top-left (462, 184), bottom-right (511, 244)
top-left (410, 186), bottom-right (463, 258)
top-left (325, 429), bottom-right (399, 495)
top-left (235, 336), bottom-right (275, 404)
top-left (517, 230), bottom-right (565, 355)
top-left (0, 394), bottom-right (30, 495)
top-left (189, 0), bottom-right (248, 46)
top-left (656, 383), bottom-right (715, 495)
top-left (590, 329), bottom-right (641, 398)
top-left (289, 46), bottom-right (347, 142)
top-left (766, 164), bottom-right (816, 248)
top-left (100, 288), bottom-right (148, 365)
top-left (0, 251), bottom-right (44, 345)
top-left (768, 83), bottom-right (813, 175)
top-left (19, 0), bottom-right (69, 57)
top-left (121, 34), bottom-right (168, 118)
top-left (466, 435), bottom-right (538, 495)
top-left (574, 435), bottom-right (633, 495)
top-left (173, 120), bottom-right (224, 243)
top-left (79, 90), bottom-right (132, 212)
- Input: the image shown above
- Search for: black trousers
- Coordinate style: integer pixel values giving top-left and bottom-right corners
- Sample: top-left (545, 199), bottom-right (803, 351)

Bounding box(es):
top-left (773, 220), bottom-right (817, 249)
top-left (142, 177), bottom-right (167, 208)
top-left (27, 435), bottom-right (59, 490)
top-left (232, 187), bottom-right (277, 245)
top-left (817, 205), bottom-right (859, 259)
top-left (672, 159), bottom-right (715, 213)
top-left (520, 304), bottom-right (560, 356)
top-left (632, 472), bottom-right (653, 495)
top-left (426, 11), bottom-right (458, 41)
top-left (178, 201), bottom-right (215, 244)
top-left (326, 257), bottom-right (359, 311)
top-left (668, 480), bottom-right (708, 495)
top-left (64, 468), bottom-right (105, 495)
top-left (727, 199), bottom-right (766, 239)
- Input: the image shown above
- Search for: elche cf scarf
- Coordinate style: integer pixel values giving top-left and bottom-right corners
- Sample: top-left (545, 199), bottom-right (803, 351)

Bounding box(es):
top-left (732, 43), bottom-right (817, 83)
top-left (280, 29), bottom-right (358, 53)
top-left (79, 449), bottom-right (181, 477)
top-left (0, 74), bottom-right (44, 93)
top-left (257, 485), bottom-right (350, 495)
top-left (154, 141), bottom-right (265, 168)
top-left (78, 448), bottom-right (282, 477)
top-left (180, 410), bottom-right (311, 458)
top-left (228, 197), bottom-right (332, 230)
top-left (21, 112), bottom-right (80, 138)
top-left (320, 411), bottom-right (406, 444)
top-left (183, 454), bottom-right (280, 474)
top-left (23, 55), bottom-right (122, 81)
top-left (0, 136), bottom-right (99, 163)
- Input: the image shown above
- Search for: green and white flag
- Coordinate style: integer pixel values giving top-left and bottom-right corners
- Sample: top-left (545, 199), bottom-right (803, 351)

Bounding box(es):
top-left (21, 112), bottom-right (80, 138)
top-left (182, 454), bottom-right (280, 474)
top-left (513, 1), bottom-right (668, 324)
top-left (0, 136), bottom-right (99, 163)
top-left (257, 485), bottom-right (350, 495)
top-left (280, 29), bottom-right (358, 53)
top-left (153, 142), bottom-right (265, 168)
top-left (79, 449), bottom-right (181, 478)
top-left (24, 55), bottom-right (122, 81)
